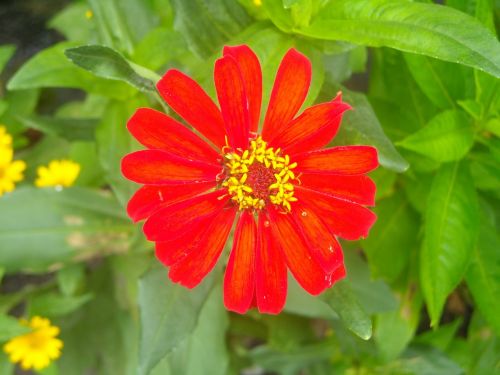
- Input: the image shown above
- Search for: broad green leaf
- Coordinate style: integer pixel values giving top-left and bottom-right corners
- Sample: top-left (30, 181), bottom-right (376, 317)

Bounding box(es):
top-left (7, 42), bottom-right (134, 100)
top-left (132, 27), bottom-right (187, 71)
top-left (28, 292), bottom-right (93, 318)
top-left (421, 162), bottom-right (479, 326)
top-left (0, 89), bottom-right (40, 136)
top-left (137, 266), bottom-right (214, 375)
top-left (0, 187), bottom-right (131, 273)
top-left (321, 280), bottom-right (372, 340)
top-left (330, 87), bottom-right (409, 172)
top-left (164, 286), bottom-right (229, 375)
top-left (362, 192), bottom-right (419, 282)
top-left (87, 0), bottom-right (157, 54)
top-left (249, 341), bottom-right (335, 375)
top-left (475, 70), bottom-right (500, 118)
top-left (57, 264), bottom-right (86, 296)
top-left (300, 0), bottom-right (500, 78)
top-left (0, 314), bottom-right (30, 341)
top-left (170, 0), bottom-right (251, 58)
top-left (404, 54), bottom-right (469, 109)
top-left (375, 286), bottom-right (422, 361)
top-left (398, 110), bottom-right (474, 162)
top-left (0, 45), bottom-right (15, 74)
top-left (415, 319), bottom-right (462, 352)
top-left (48, 3), bottom-right (94, 42)
top-left (65, 45), bottom-right (156, 92)
top-left (18, 115), bottom-right (97, 142)
top-left (58, 261), bottom-right (138, 375)
top-left (387, 346), bottom-right (463, 375)
top-left (465, 204), bottom-right (500, 334)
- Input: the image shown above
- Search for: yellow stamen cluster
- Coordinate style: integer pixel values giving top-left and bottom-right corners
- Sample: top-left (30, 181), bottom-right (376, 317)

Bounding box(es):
top-left (222, 136), bottom-right (298, 211)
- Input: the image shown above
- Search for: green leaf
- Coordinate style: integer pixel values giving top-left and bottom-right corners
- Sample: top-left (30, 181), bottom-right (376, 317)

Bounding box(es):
top-left (398, 110), bottom-right (474, 162)
top-left (421, 162), bottom-right (479, 326)
top-left (331, 88), bottom-right (409, 172)
top-left (48, 3), bottom-right (94, 42)
top-left (28, 292), bottom-right (93, 318)
top-left (321, 280), bottom-right (372, 340)
top-left (7, 42), bottom-right (134, 100)
top-left (161, 285), bottom-right (229, 375)
top-left (362, 192), bottom-right (419, 282)
top-left (404, 54), bottom-right (469, 109)
top-left (465, 203), bottom-right (500, 335)
top-left (388, 346), bottom-right (464, 375)
top-left (415, 318), bottom-right (462, 352)
top-left (18, 115), bottom-right (97, 142)
top-left (65, 45), bottom-right (156, 92)
top-left (87, 0), bottom-right (157, 54)
top-left (0, 314), bottom-right (30, 341)
top-left (375, 286), bottom-right (422, 361)
top-left (170, 0), bottom-right (251, 58)
top-left (57, 264), bottom-right (86, 296)
top-left (0, 45), bottom-right (15, 74)
top-left (0, 187), bottom-right (131, 273)
top-left (137, 266), bottom-right (215, 375)
top-left (300, 0), bottom-right (500, 78)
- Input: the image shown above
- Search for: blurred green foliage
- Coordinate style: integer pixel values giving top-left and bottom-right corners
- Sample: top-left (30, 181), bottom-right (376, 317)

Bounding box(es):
top-left (0, 0), bottom-right (499, 374)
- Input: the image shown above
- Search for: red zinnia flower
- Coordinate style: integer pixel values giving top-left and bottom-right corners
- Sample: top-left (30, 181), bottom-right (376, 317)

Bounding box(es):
top-left (121, 45), bottom-right (378, 314)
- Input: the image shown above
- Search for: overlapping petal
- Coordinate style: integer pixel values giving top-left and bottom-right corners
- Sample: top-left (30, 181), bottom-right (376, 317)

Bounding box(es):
top-left (215, 55), bottom-right (250, 150)
top-left (268, 207), bottom-right (331, 296)
top-left (299, 173), bottom-right (376, 206)
top-left (127, 108), bottom-right (219, 163)
top-left (262, 48), bottom-right (311, 142)
top-left (223, 45), bottom-right (262, 133)
top-left (143, 190), bottom-right (229, 242)
top-left (157, 70), bottom-right (226, 149)
top-left (224, 211), bottom-right (257, 313)
top-left (127, 182), bottom-right (216, 222)
top-left (295, 187), bottom-right (377, 240)
top-left (273, 97), bottom-right (351, 154)
top-left (291, 201), bottom-right (344, 274)
top-left (168, 208), bottom-right (236, 288)
top-left (255, 212), bottom-right (287, 314)
top-left (121, 150), bottom-right (220, 185)
top-left (294, 146), bottom-right (378, 175)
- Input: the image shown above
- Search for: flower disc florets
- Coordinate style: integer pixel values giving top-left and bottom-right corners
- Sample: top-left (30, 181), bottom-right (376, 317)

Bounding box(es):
top-left (222, 136), bottom-right (297, 211)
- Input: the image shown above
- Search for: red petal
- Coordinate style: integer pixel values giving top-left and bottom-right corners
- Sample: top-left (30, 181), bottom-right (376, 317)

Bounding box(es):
top-left (214, 55), bottom-right (250, 150)
top-left (295, 187), bottom-right (377, 240)
top-left (273, 99), bottom-right (350, 154)
top-left (262, 48), bottom-right (312, 142)
top-left (224, 211), bottom-right (257, 314)
top-left (121, 150), bottom-right (220, 185)
top-left (143, 190), bottom-right (229, 242)
top-left (299, 173), bottom-right (376, 206)
top-left (127, 108), bottom-right (219, 163)
top-left (294, 146), bottom-right (378, 175)
top-left (155, 216), bottom-right (215, 266)
top-left (291, 201), bottom-right (344, 274)
top-left (268, 208), bottom-right (330, 296)
top-left (168, 208), bottom-right (236, 288)
top-left (255, 211), bottom-right (287, 314)
top-left (127, 182), bottom-right (215, 222)
top-left (157, 70), bottom-right (226, 149)
top-left (224, 45), bottom-right (262, 133)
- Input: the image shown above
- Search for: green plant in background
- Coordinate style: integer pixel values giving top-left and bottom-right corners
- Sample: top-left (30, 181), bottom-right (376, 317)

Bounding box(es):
top-left (0, 0), bottom-right (498, 374)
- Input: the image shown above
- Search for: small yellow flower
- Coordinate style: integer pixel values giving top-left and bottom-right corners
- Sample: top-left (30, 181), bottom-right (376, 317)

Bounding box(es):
top-left (85, 9), bottom-right (93, 19)
top-left (0, 126), bottom-right (13, 150)
top-left (253, 0), bottom-right (263, 6)
top-left (35, 160), bottom-right (80, 189)
top-left (3, 316), bottom-right (63, 371)
top-left (0, 147), bottom-right (26, 196)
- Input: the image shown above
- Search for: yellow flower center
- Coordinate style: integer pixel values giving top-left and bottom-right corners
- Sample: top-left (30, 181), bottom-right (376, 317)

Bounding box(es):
top-left (222, 136), bottom-right (298, 211)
